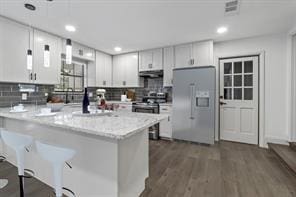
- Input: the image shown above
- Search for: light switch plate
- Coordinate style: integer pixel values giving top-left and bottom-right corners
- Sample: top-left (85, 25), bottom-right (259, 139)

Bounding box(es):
top-left (89, 92), bottom-right (93, 97)
top-left (22, 93), bottom-right (27, 100)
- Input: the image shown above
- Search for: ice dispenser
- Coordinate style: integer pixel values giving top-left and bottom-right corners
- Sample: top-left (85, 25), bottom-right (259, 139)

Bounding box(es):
top-left (196, 91), bottom-right (210, 107)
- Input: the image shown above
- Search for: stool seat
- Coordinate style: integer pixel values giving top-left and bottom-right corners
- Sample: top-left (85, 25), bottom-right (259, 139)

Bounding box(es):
top-left (1, 130), bottom-right (33, 197)
top-left (36, 141), bottom-right (76, 197)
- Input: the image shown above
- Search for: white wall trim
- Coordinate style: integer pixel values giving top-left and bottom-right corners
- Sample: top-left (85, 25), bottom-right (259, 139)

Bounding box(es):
top-left (288, 31), bottom-right (296, 142)
top-left (264, 135), bottom-right (289, 147)
top-left (215, 51), bottom-right (266, 147)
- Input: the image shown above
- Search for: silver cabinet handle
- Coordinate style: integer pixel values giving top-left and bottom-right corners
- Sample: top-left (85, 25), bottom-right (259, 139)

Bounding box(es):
top-left (123, 81), bottom-right (126, 86)
top-left (103, 80), bottom-right (106, 85)
top-left (190, 83), bottom-right (195, 119)
top-left (30, 73), bottom-right (33, 80)
top-left (34, 73), bottom-right (37, 80)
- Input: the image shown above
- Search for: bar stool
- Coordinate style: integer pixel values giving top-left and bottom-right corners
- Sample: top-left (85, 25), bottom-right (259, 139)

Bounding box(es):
top-left (0, 129), bottom-right (8, 189)
top-left (1, 130), bottom-right (34, 197)
top-left (36, 141), bottom-right (76, 197)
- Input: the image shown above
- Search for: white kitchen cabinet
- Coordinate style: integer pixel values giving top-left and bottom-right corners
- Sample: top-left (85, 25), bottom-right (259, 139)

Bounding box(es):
top-left (174, 40), bottom-right (213, 68)
top-left (96, 51), bottom-right (112, 87)
top-left (163, 47), bottom-right (174, 87)
top-left (62, 39), bottom-right (95, 61)
top-left (139, 48), bottom-right (163, 71)
top-left (113, 52), bottom-right (139, 87)
top-left (87, 61), bottom-right (96, 87)
top-left (174, 43), bottom-right (192, 68)
top-left (33, 30), bottom-right (62, 85)
top-left (159, 104), bottom-right (172, 139)
top-left (0, 17), bottom-right (32, 83)
top-left (192, 40), bottom-right (214, 66)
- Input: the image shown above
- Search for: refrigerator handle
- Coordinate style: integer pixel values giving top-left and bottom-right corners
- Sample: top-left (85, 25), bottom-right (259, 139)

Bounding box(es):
top-left (190, 83), bottom-right (195, 120)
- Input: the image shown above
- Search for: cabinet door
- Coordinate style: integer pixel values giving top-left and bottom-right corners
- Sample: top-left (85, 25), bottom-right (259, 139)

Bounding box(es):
top-left (0, 17), bottom-right (31, 83)
top-left (125, 52), bottom-right (139, 87)
top-left (192, 40), bottom-right (214, 66)
top-left (33, 30), bottom-right (62, 84)
top-left (139, 50), bottom-right (152, 71)
top-left (159, 105), bottom-right (173, 138)
top-left (163, 47), bottom-right (174, 87)
top-left (95, 51), bottom-right (105, 86)
top-left (152, 48), bottom-right (163, 70)
top-left (112, 55), bottom-right (125, 87)
top-left (104, 53), bottom-right (112, 87)
top-left (174, 43), bottom-right (192, 68)
top-left (87, 61), bottom-right (96, 87)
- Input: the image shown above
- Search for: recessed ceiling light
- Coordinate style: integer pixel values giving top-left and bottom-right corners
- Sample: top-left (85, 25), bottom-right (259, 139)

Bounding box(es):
top-left (24, 3), bottom-right (36, 11)
top-left (86, 53), bottom-right (92, 57)
top-left (65, 25), bottom-right (76, 32)
top-left (133, 55), bottom-right (138, 59)
top-left (114, 47), bottom-right (122, 52)
top-left (217, 26), bottom-right (228, 34)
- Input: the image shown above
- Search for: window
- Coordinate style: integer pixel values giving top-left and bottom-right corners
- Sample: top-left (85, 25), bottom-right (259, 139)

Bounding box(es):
top-left (54, 60), bottom-right (85, 92)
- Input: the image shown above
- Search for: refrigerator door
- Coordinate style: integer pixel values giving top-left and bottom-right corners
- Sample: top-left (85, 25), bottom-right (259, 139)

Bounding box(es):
top-left (172, 66), bottom-right (215, 144)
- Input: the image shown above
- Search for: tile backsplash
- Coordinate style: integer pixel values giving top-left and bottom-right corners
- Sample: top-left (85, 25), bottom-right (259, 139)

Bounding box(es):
top-left (0, 77), bottom-right (172, 107)
top-left (0, 83), bottom-right (54, 107)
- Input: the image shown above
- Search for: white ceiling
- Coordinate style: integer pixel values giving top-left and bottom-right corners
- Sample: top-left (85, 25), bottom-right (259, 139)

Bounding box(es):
top-left (0, 0), bottom-right (296, 54)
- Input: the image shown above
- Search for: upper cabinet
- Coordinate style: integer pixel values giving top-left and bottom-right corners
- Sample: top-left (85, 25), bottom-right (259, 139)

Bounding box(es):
top-left (96, 51), bottom-right (112, 87)
top-left (174, 40), bottom-right (213, 68)
top-left (113, 52), bottom-right (139, 87)
top-left (33, 30), bottom-right (62, 85)
top-left (62, 40), bottom-right (95, 62)
top-left (163, 47), bottom-right (174, 87)
top-left (0, 17), bottom-right (32, 83)
top-left (139, 48), bottom-right (163, 71)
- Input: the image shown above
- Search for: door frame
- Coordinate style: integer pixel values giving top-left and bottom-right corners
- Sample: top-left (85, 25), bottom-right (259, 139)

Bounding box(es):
top-left (289, 33), bottom-right (296, 142)
top-left (215, 51), bottom-right (265, 147)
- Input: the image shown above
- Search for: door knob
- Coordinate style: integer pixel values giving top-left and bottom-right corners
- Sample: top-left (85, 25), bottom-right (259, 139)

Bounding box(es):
top-left (220, 102), bottom-right (227, 105)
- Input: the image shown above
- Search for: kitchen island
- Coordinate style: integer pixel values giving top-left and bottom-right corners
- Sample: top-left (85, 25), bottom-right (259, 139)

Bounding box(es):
top-left (0, 106), bottom-right (167, 197)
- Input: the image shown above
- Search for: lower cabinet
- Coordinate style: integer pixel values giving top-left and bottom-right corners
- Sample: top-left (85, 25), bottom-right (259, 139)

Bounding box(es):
top-left (159, 104), bottom-right (173, 139)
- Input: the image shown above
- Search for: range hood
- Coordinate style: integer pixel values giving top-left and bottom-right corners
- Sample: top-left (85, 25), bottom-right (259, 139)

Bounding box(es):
top-left (139, 70), bottom-right (163, 78)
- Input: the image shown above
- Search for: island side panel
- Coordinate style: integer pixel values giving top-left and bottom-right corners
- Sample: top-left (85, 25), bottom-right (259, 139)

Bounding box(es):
top-left (118, 128), bottom-right (149, 197)
top-left (1, 117), bottom-right (120, 197)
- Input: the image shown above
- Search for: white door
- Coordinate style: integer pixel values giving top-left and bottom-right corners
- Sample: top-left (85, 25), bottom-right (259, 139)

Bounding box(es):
top-left (220, 56), bottom-right (259, 145)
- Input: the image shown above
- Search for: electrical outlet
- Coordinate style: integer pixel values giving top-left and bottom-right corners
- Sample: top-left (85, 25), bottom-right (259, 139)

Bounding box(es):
top-left (44, 92), bottom-right (48, 97)
top-left (89, 92), bottom-right (93, 98)
top-left (22, 93), bottom-right (27, 100)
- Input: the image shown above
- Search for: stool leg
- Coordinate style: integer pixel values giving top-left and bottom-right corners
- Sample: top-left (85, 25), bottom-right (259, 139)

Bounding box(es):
top-left (53, 164), bottom-right (63, 197)
top-left (19, 176), bottom-right (24, 197)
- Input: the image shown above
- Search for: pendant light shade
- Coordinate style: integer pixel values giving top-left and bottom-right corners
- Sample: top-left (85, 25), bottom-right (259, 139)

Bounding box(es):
top-left (44, 45), bottom-right (50, 67)
top-left (66, 39), bottom-right (72, 64)
top-left (27, 49), bottom-right (33, 70)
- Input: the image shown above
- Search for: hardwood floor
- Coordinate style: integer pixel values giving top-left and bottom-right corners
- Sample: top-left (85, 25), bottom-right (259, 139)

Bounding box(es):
top-left (1, 140), bottom-right (296, 197)
top-left (141, 140), bottom-right (296, 197)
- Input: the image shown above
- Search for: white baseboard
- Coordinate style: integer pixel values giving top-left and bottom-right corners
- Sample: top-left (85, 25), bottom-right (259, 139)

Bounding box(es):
top-left (264, 136), bottom-right (289, 148)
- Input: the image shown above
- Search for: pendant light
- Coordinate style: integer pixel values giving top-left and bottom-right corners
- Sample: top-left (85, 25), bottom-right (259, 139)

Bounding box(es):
top-left (66, 38), bottom-right (72, 64)
top-left (27, 49), bottom-right (33, 70)
top-left (44, 45), bottom-right (50, 67)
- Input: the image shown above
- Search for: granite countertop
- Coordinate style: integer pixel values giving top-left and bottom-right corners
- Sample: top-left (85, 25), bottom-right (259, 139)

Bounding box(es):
top-left (0, 106), bottom-right (168, 140)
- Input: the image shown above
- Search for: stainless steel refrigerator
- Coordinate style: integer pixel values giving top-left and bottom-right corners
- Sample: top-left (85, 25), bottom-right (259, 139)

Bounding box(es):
top-left (172, 66), bottom-right (215, 144)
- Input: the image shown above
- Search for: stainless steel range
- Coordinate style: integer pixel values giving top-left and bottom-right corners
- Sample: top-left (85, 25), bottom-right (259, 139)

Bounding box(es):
top-left (132, 102), bottom-right (160, 140)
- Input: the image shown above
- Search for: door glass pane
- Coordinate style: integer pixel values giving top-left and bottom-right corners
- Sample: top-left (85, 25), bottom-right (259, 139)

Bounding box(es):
top-left (234, 88), bottom-right (242, 100)
top-left (224, 76), bottom-right (232, 87)
top-left (224, 88), bottom-right (232, 100)
top-left (234, 75), bottom-right (242, 87)
top-left (244, 88), bottom-right (253, 100)
top-left (234, 62), bottom-right (242, 73)
top-left (244, 61), bottom-right (253, 73)
top-left (75, 77), bottom-right (83, 91)
top-left (224, 63), bottom-right (232, 74)
top-left (244, 75), bottom-right (253, 86)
